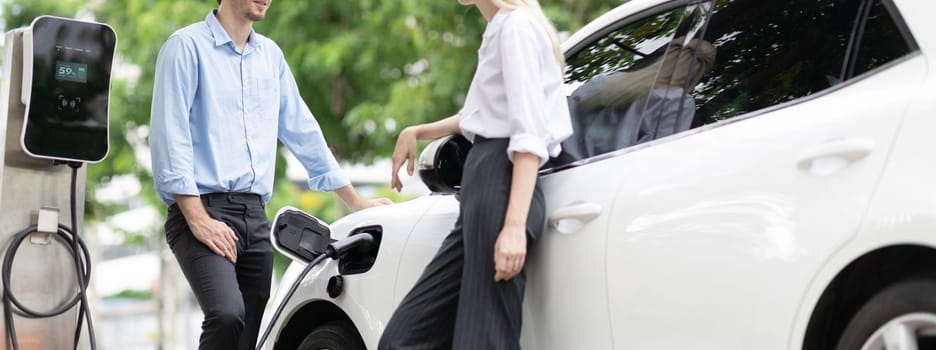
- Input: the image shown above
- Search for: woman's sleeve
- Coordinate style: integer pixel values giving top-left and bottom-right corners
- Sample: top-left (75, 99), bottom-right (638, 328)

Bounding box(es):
top-left (499, 15), bottom-right (553, 166)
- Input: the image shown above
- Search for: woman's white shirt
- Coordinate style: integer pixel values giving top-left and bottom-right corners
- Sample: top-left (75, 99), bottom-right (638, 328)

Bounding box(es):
top-left (459, 8), bottom-right (573, 166)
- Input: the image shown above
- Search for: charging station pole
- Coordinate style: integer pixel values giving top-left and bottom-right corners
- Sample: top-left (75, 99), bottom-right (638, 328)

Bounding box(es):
top-left (0, 27), bottom-right (90, 350)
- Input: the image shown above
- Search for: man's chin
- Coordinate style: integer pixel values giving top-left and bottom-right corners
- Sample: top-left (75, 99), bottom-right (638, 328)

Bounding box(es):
top-left (248, 12), bottom-right (266, 22)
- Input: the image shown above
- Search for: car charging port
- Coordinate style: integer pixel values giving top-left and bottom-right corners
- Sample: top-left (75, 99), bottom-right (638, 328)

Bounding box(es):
top-left (335, 226), bottom-right (382, 275)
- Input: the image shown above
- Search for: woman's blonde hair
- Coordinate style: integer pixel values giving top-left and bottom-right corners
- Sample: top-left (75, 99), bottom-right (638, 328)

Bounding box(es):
top-left (491, 0), bottom-right (565, 67)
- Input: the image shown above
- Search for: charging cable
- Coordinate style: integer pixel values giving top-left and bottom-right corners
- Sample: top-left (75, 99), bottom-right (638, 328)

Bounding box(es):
top-left (2, 162), bottom-right (96, 350)
top-left (255, 233), bottom-right (375, 350)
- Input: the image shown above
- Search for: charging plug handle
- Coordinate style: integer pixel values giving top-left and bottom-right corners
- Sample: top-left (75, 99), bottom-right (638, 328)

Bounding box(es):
top-left (325, 233), bottom-right (374, 259)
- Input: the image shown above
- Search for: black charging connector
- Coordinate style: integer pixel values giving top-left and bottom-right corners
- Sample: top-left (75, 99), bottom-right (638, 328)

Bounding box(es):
top-left (2, 161), bottom-right (96, 350)
top-left (325, 233), bottom-right (375, 259)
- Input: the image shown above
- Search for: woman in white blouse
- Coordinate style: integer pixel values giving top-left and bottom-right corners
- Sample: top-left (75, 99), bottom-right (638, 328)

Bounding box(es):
top-left (380, 0), bottom-right (572, 349)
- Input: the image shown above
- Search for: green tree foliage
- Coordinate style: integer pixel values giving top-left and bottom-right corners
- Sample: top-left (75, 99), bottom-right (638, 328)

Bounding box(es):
top-left (2, 0), bottom-right (621, 226)
top-left (249, 0), bottom-right (623, 162)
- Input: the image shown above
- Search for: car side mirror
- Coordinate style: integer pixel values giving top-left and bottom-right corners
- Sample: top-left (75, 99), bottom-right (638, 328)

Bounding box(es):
top-left (417, 134), bottom-right (472, 195)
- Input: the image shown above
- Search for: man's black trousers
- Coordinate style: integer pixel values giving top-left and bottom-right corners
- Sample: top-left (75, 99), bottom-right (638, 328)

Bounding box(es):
top-left (165, 192), bottom-right (273, 350)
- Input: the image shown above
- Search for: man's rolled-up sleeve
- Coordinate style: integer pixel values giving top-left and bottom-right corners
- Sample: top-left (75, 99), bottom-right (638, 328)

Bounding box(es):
top-left (276, 55), bottom-right (351, 192)
top-left (149, 35), bottom-right (199, 202)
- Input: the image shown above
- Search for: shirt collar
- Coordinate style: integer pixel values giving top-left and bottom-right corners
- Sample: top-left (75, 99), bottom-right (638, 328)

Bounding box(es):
top-left (205, 10), bottom-right (262, 52)
top-left (482, 8), bottom-right (511, 39)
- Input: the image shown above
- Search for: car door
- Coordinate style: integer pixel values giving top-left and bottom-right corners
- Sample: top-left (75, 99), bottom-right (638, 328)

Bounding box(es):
top-left (599, 0), bottom-right (924, 348)
top-left (519, 5), bottom-right (706, 349)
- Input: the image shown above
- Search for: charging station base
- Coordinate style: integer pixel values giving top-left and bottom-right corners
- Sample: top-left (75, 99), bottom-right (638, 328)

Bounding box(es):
top-left (0, 28), bottom-right (89, 350)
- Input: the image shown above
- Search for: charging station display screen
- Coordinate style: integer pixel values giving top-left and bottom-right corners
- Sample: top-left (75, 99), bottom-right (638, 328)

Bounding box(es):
top-left (55, 61), bottom-right (88, 83)
top-left (22, 16), bottom-right (116, 163)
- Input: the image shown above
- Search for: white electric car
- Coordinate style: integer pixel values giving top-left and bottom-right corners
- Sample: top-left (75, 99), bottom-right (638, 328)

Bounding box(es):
top-left (260, 0), bottom-right (936, 348)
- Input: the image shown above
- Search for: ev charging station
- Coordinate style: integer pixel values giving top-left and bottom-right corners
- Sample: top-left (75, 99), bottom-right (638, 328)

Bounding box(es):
top-left (0, 16), bottom-right (115, 349)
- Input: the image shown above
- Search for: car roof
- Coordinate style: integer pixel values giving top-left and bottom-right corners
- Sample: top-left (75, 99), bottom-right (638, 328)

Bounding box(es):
top-left (562, 0), bottom-right (672, 54)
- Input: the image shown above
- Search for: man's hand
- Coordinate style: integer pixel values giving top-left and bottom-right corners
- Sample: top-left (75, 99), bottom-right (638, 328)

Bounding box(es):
top-left (335, 185), bottom-right (392, 212)
top-left (494, 224), bottom-right (527, 282)
top-left (349, 197), bottom-right (393, 212)
top-left (188, 217), bottom-right (239, 264)
top-left (390, 126), bottom-right (419, 192)
top-left (174, 195), bottom-right (239, 264)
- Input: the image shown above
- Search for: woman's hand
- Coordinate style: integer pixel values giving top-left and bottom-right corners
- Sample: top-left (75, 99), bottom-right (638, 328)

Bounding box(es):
top-left (494, 224), bottom-right (527, 281)
top-left (494, 152), bottom-right (541, 282)
top-left (391, 126), bottom-right (419, 192)
top-left (389, 115), bottom-right (462, 192)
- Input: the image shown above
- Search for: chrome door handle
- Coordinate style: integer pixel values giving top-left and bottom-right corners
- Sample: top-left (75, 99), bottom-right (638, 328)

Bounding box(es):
top-left (549, 202), bottom-right (603, 234)
top-left (797, 139), bottom-right (874, 175)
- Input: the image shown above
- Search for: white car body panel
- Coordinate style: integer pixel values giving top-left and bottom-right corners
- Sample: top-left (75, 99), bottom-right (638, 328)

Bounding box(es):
top-left (262, 0), bottom-right (936, 349)
top-left (391, 195), bottom-right (459, 303)
top-left (892, 0), bottom-right (936, 58)
top-left (789, 0), bottom-right (936, 346)
top-left (520, 149), bottom-right (625, 349)
top-left (263, 195), bottom-right (446, 348)
top-left (602, 55), bottom-right (925, 349)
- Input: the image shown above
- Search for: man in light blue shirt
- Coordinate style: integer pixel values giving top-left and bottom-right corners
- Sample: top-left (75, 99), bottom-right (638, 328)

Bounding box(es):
top-left (149, 0), bottom-right (390, 348)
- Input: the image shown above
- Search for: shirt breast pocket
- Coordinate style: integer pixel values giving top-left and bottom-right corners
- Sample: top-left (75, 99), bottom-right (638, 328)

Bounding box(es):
top-left (254, 78), bottom-right (280, 120)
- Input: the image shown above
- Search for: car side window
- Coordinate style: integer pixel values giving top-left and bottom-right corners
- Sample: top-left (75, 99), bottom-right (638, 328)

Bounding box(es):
top-left (690, 0), bottom-right (865, 124)
top-left (544, 0), bottom-right (916, 173)
top-left (847, 0), bottom-right (915, 78)
top-left (548, 6), bottom-right (703, 168)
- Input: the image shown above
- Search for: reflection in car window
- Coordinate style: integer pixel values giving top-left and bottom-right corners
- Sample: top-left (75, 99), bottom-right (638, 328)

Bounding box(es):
top-left (546, 0), bottom-right (917, 173)
top-left (848, 0), bottom-right (914, 78)
top-left (550, 6), bottom-right (705, 168)
top-left (692, 0), bottom-right (863, 124)
top-left (638, 3), bottom-right (716, 146)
